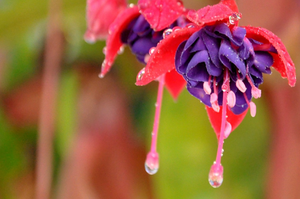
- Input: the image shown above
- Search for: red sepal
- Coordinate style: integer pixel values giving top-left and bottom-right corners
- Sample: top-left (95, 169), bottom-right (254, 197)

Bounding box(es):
top-left (85, 0), bottom-right (127, 42)
top-left (100, 6), bottom-right (140, 77)
top-left (187, 1), bottom-right (236, 26)
top-left (244, 26), bottom-right (296, 87)
top-left (220, 0), bottom-right (239, 13)
top-left (164, 69), bottom-right (186, 100)
top-left (138, 0), bottom-right (185, 31)
top-left (206, 106), bottom-right (248, 139)
top-left (135, 25), bottom-right (201, 86)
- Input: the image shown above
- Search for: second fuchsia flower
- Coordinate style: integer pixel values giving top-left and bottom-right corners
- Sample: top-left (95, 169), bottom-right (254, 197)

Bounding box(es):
top-left (86, 0), bottom-right (296, 188)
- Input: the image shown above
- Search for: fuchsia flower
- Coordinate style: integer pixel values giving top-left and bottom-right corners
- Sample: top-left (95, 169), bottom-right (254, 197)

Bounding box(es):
top-left (86, 0), bottom-right (296, 188)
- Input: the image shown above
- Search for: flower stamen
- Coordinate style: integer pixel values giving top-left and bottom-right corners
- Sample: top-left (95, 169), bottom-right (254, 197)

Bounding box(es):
top-left (145, 74), bottom-right (165, 175)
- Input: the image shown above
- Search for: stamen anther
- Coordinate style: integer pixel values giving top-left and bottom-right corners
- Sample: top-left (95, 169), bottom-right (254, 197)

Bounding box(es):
top-left (204, 81), bottom-right (212, 94)
top-left (224, 121), bottom-right (232, 139)
top-left (236, 79), bottom-right (247, 93)
top-left (249, 101), bottom-right (256, 117)
top-left (227, 91), bottom-right (236, 108)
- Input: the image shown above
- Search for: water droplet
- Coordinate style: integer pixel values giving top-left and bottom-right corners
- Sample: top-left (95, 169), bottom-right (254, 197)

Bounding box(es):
top-left (163, 29), bottom-right (173, 38)
top-left (128, 3), bottom-right (134, 8)
top-left (208, 164), bottom-right (224, 188)
top-left (145, 151), bottom-right (159, 175)
top-left (137, 68), bottom-right (145, 80)
top-left (229, 13), bottom-right (241, 25)
top-left (102, 47), bottom-right (107, 55)
top-left (149, 47), bottom-right (156, 55)
top-left (118, 46), bottom-right (124, 54)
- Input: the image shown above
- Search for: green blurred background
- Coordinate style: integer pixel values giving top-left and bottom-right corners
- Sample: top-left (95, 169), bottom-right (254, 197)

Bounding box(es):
top-left (0, 0), bottom-right (299, 198)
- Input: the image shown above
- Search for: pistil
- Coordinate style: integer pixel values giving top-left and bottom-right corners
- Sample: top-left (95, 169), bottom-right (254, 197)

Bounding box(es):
top-left (145, 74), bottom-right (165, 175)
top-left (209, 69), bottom-right (230, 188)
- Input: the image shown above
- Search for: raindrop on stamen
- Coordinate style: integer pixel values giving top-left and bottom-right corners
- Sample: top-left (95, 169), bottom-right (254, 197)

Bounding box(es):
top-left (163, 29), bottom-right (173, 38)
top-left (145, 151), bottom-right (159, 175)
top-left (208, 163), bottom-right (224, 188)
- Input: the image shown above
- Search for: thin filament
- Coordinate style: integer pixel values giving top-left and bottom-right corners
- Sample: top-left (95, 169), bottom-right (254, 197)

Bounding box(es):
top-left (150, 74), bottom-right (165, 152)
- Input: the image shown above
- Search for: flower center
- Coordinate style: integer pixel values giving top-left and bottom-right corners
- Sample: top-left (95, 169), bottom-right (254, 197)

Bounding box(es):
top-left (175, 22), bottom-right (276, 187)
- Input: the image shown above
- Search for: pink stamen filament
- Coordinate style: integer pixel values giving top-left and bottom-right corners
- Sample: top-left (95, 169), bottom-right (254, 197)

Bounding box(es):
top-left (246, 75), bottom-right (261, 99)
top-left (150, 74), bottom-right (165, 152)
top-left (242, 91), bottom-right (256, 117)
top-left (211, 77), bottom-right (220, 112)
top-left (215, 69), bottom-right (229, 165)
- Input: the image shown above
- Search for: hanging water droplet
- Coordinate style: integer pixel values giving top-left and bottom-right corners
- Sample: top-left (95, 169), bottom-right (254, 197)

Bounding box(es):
top-left (208, 163), bottom-right (224, 188)
top-left (145, 151), bottom-right (159, 175)
top-left (118, 46), bottom-right (124, 54)
top-left (229, 13), bottom-right (241, 25)
top-left (149, 47), bottom-right (156, 55)
top-left (137, 68), bottom-right (146, 81)
top-left (163, 29), bottom-right (173, 38)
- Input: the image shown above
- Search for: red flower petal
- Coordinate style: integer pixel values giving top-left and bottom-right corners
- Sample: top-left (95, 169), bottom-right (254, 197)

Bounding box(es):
top-left (85, 0), bottom-right (127, 42)
top-left (138, 0), bottom-right (185, 31)
top-left (186, 1), bottom-right (236, 26)
top-left (206, 106), bottom-right (248, 139)
top-left (244, 26), bottom-right (296, 87)
top-left (220, 0), bottom-right (239, 13)
top-left (135, 25), bottom-right (201, 86)
top-left (164, 69), bottom-right (186, 100)
top-left (100, 6), bottom-right (140, 77)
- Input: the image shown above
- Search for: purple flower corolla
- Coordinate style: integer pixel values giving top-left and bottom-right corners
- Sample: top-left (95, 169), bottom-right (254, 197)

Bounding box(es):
top-left (175, 23), bottom-right (275, 115)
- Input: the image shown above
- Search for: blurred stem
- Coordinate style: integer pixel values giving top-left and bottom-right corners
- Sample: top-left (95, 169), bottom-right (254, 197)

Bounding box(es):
top-left (265, 84), bottom-right (300, 199)
top-left (35, 0), bottom-right (63, 198)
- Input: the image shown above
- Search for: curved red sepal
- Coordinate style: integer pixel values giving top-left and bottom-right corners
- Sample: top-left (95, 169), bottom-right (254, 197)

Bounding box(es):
top-left (244, 26), bottom-right (296, 87)
top-left (85, 0), bottom-right (127, 42)
top-left (135, 26), bottom-right (201, 86)
top-left (138, 0), bottom-right (185, 31)
top-left (220, 0), bottom-right (239, 13)
top-left (100, 6), bottom-right (140, 77)
top-left (164, 69), bottom-right (186, 100)
top-left (206, 106), bottom-right (248, 139)
top-left (186, 1), bottom-right (236, 26)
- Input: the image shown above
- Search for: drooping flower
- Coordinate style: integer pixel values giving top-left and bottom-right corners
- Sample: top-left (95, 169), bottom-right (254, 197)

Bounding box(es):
top-left (86, 0), bottom-right (190, 175)
top-left (135, 0), bottom-right (296, 187)
top-left (84, 0), bottom-right (127, 42)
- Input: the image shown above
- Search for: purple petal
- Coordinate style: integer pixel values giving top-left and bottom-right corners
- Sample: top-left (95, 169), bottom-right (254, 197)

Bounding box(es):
top-left (186, 51), bottom-right (209, 81)
top-left (219, 40), bottom-right (246, 77)
top-left (187, 85), bottom-right (211, 106)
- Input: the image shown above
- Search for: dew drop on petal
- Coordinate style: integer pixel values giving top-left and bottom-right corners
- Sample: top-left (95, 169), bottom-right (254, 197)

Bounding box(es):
top-left (129, 3), bottom-right (134, 8)
top-left (137, 68), bottom-right (146, 81)
top-left (145, 151), bottom-right (159, 175)
top-left (163, 29), bottom-right (173, 38)
top-left (208, 163), bottom-right (224, 188)
top-left (229, 13), bottom-right (241, 25)
top-left (102, 47), bottom-right (107, 55)
top-left (118, 46), bottom-right (124, 55)
top-left (149, 47), bottom-right (156, 55)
